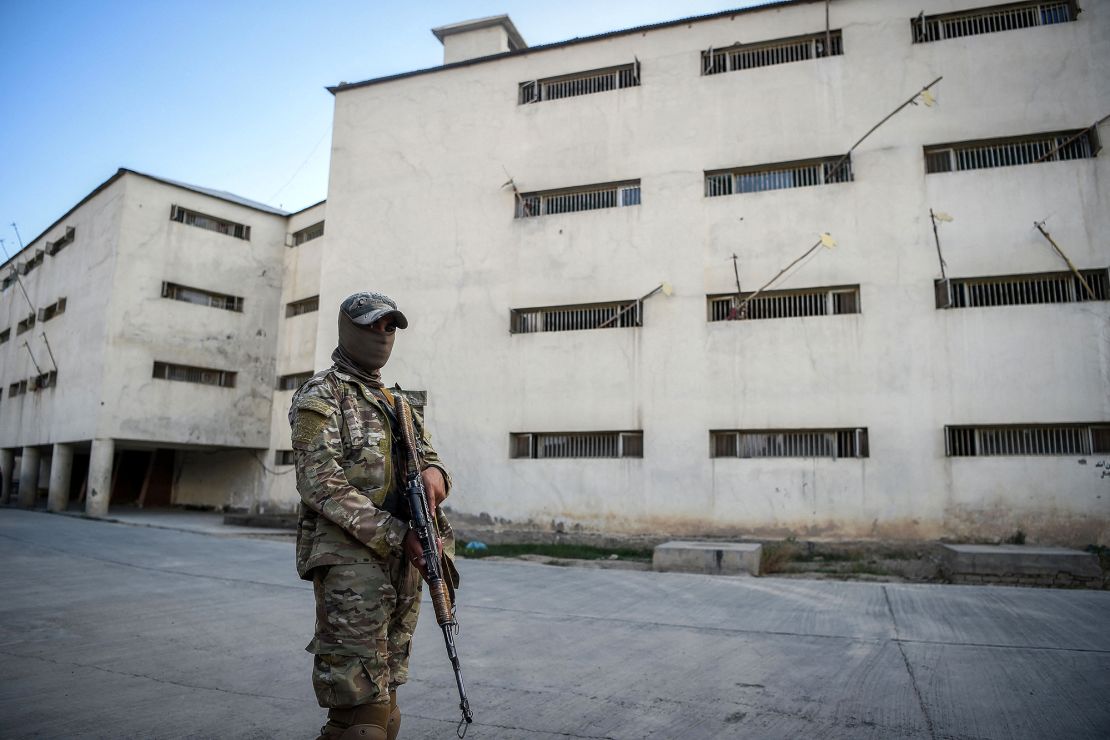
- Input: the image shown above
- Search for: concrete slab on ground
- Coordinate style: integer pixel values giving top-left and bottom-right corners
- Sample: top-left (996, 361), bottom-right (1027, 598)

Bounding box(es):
top-left (0, 508), bottom-right (1108, 739)
top-left (653, 539), bottom-right (762, 575)
top-left (941, 543), bottom-right (1101, 586)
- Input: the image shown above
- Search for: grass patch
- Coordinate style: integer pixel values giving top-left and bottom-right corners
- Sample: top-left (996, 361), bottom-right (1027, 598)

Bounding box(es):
top-left (458, 542), bottom-right (653, 562)
top-left (1085, 545), bottom-right (1110, 573)
top-left (760, 540), bottom-right (801, 574)
top-left (792, 549), bottom-right (864, 563)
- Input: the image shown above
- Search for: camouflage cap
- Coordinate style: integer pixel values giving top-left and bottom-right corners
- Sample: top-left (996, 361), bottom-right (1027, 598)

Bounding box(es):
top-left (339, 291), bottom-right (409, 329)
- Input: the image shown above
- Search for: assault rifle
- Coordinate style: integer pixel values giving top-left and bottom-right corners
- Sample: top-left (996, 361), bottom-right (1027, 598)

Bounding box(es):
top-left (394, 396), bottom-right (474, 737)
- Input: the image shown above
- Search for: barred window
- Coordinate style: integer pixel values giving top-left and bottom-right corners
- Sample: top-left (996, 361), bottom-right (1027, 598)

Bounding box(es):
top-left (24, 251), bottom-right (45, 274)
top-left (38, 297), bottom-right (67, 322)
top-left (703, 30), bottom-right (842, 75)
top-left (170, 205), bottom-right (251, 240)
top-left (45, 226), bottom-right (76, 256)
top-left (0, 328), bottom-right (9, 344)
top-left (924, 128), bottom-right (1099, 173)
top-left (711, 429), bottom-right (869, 459)
top-left (708, 286), bottom-right (859, 322)
top-left (275, 450), bottom-right (295, 466)
top-left (946, 424), bottom-right (1110, 456)
top-left (706, 155), bottom-right (852, 197)
top-left (912, 1), bottom-right (1077, 44)
top-left (292, 221), bottom-right (324, 246)
top-left (8, 380), bottom-right (27, 397)
top-left (152, 361), bottom-right (236, 388)
top-left (511, 431), bottom-right (643, 459)
top-left (16, 313), bottom-right (35, 335)
top-left (161, 282), bottom-right (243, 312)
top-left (32, 371), bottom-right (56, 391)
top-left (936, 269), bottom-right (1108, 308)
top-left (511, 299), bottom-right (641, 333)
top-left (286, 295), bottom-right (319, 317)
top-left (519, 61), bottom-right (640, 104)
top-left (516, 181), bottom-right (641, 218)
top-left (277, 371), bottom-right (313, 391)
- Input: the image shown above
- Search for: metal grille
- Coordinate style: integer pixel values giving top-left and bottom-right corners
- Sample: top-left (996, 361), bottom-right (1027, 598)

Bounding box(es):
top-left (511, 431), bottom-right (643, 459)
top-left (912, 1), bottom-right (1075, 44)
top-left (45, 226), bottom-right (76, 256)
top-left (711, 429), bottom-right (869, 459)
top-left (937, 269), bottom-right (1108, 308)
top-left (924, 129), bottom-right (1097, 173)
top-left (286, 295), bottom-right (320, 317)
top-left (293, 221), bottom-right (324, 246)
top-left (25, 251), bottom-right (44, 273)
top-left (16, 313), bottom-right (35, 335)
top-left (519, 63), bottom-right (639, 104)
top-left (277, 371), bottom-right (313, 391)
top-left (170, 205), bottom-right (250, 240)
top-left (152, 361), bottom-right (236, 388)
top-left (708, 286), bottom-right (860, 322)
top-left (512, 299), bottom-right (641, 333)
top-left (162, 282), bottom-right (244, 312)
top-left (706, 156), bottom-right (852, 196)
top-left (32, 372), bottom-right (56, 391)
top-left (516, 182), bottom-right (640, 218)
top-left (946, 424), bottom-right (1108, 456)
top-left (703, 30), bottom-right (843, 75)
top-left (39, 297), bottom-right (67, 322)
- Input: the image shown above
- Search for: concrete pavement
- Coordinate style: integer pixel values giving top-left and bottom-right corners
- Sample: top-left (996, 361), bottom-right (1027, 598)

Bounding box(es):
top-left (0, 508), bottom-right (1107, 739)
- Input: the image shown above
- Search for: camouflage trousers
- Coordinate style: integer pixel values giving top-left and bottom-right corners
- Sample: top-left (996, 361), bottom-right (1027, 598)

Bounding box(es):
top-left (307, 554), bottom-right (422, 708)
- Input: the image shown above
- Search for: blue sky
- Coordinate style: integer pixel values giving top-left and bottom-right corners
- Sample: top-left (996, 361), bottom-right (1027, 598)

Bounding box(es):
top-left (0, 0), bottom-right (769, 253)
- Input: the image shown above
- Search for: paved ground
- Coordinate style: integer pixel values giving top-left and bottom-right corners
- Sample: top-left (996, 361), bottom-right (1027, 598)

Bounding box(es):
top-left (0, 508), bottom-right (1107, 740)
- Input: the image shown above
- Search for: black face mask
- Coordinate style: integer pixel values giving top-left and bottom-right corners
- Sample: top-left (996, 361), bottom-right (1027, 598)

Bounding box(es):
top-left (333, 314), bottom-right (395, 385)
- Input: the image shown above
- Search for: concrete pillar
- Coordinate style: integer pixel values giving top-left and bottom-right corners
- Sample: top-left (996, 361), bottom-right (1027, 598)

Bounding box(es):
top-left (0, 449), bottom-right (13, 505)
top-left (18, 447), bottom-right (41, 508)
top-left (47, 443), bottom-right (74, 513)
top-left (86, 439), bottom-right (114, 518)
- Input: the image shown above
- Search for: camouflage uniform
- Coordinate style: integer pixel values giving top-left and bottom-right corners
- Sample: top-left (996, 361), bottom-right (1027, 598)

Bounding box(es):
top-left (291, 367), bottom-right (455, 709)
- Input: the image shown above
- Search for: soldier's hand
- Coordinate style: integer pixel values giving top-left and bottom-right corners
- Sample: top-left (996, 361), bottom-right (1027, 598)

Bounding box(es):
top-left (403, 529), bottom-right (428, 577)
top-left (421, 466), bottom-right (447, 512)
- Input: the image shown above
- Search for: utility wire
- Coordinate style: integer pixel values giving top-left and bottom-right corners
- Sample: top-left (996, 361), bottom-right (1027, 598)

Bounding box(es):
top-left (267, 128), bottom-right (329, 204)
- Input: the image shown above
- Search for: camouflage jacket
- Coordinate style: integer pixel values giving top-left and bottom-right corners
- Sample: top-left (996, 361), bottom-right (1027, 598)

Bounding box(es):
top-left (290, 366), bottom-right (454, 581)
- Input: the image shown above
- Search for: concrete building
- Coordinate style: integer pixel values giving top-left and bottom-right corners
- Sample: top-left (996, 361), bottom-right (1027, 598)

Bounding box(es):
top-left (319, 0), bottom-right (1110, 546)
top-left (0, 169), bottom-right (323, 515)
top-left (4, 1), bottom-right (1107, 548)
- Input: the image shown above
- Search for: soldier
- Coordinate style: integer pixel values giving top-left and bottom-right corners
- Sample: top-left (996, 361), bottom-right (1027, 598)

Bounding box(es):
top-left (290, 291), bottom-right (457, 740)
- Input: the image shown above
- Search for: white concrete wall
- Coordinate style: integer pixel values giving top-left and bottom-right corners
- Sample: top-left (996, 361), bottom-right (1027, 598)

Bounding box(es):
top-left (442, 25), bottom-right (511, 65)
top-left (262, 202), bottom-right (326, 511)
top-left (0, 178), bottom-right (123, 449)
top-left (323, 0), bottom-right (1110, 544)
top-left (174, 449), bottom-right (261, 510)
top-left (101, 174), bottom-right (287, 450)
top-left (1, 171), bottom-right (301, 512)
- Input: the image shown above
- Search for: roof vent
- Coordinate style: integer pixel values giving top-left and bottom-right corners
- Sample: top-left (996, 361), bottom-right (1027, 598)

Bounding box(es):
top-left (431, 15), bottom-right (526, 65)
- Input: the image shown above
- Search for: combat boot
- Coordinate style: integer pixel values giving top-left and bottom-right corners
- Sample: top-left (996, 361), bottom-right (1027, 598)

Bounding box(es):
top-left (315, 702), bottom-right (391, 740)
top-left (386, 689), bottom-right (401, 740)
